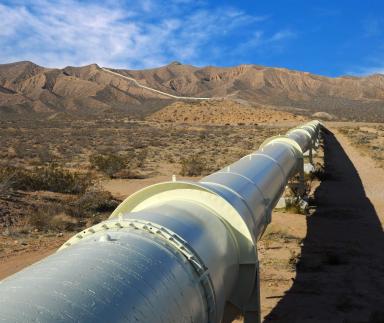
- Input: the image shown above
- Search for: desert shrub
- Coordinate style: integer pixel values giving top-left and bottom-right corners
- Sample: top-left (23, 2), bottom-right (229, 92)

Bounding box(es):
top-left (135, 149), bottom-right (148, 168)
top-left (0, 164), bottom-right (91, 194)
top-left (50, 214), bottom-right (78, 231)
top-left (354, 133), bottom-right (377, 145)
top-left (90, 150), bottom-right (148, 178)
top-left (30, 204), bottom-right (78, 232)
top-left (284, 199), bottom-right (306, 215)
top-left (71, 189), bottom-right (119, 216)
top-left (90, 153), bottom-right (127, 177)
top-left (165, 153), bottom-right (176, 163)
top-left (27, 189), bottom-right (118, 231)
top-left (13, 142), bottom-right (34, 159)
top-left (310, 164), bottom-right (328, 181)
top-left (132, 141), bottom-right (147, 149)
top-left (29, 205), bottom-right (53, 231)
top-left (261, 223), bottom-right (300, 242)
top-left (180, 155), bottom-right (206, 176)
top-left (32, 164), bottom-right (91, 193)
top-left (37, 146), bottom-right (54, 163)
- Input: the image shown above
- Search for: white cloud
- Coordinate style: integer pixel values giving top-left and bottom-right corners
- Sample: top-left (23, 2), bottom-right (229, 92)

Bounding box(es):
top-left (233, 29), bottom-right (297, 56)
top-left (270, 30), bottom-right (297, 42)
top-left (347, 66), bottom-right (384, 76)
top-left (0, 1), bottom-right (140, 67)
top-left (346, 54), bottom-right (384, 76)
top-left (0, 0), bottom-right (289, 69)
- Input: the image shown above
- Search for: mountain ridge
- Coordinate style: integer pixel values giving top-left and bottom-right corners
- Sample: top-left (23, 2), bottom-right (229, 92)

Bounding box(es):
top-left (1, 60), bottom-right (384, 121)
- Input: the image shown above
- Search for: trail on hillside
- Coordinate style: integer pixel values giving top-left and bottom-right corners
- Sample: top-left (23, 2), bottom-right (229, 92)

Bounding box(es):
top-left (101, 67), bottom-right (213, 100)
top-left (265, 128), bottom-right (384, 322)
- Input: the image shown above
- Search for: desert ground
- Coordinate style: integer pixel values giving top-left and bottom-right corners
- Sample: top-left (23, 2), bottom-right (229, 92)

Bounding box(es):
top-left (1, 99), bottom-right (384, 321)
top-left (0, 110), bottom-right (291, 280)
top-left (0, 114), bottom-right (384, 322)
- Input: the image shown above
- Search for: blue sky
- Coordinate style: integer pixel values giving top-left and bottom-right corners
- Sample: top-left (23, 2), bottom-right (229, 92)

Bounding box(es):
top-left (0, 0), bottom-right (383, 76)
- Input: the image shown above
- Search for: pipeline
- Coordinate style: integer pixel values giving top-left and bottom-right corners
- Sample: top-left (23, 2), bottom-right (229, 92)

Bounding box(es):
top-left (0, 121), bottom-right (321, 323)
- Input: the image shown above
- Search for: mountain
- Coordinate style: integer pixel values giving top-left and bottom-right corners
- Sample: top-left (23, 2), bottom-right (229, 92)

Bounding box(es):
top-left (1, 60), bottom-right (384, 121)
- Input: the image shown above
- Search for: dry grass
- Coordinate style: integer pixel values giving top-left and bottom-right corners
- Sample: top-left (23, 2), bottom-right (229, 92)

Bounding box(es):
top-left (180, 154), bottom-right (206, 176)
top-left (0, 164), bottom-right (91, 194)
top-left (0, 118), bottom-right (287, 179)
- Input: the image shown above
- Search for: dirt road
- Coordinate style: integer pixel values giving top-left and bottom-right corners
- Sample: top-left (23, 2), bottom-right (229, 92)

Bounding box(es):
top-left (0, 234), bottom-right (71, 280)
top-left (264, 128), bottom-right (384, 322)
top-left (332, 129), bottom-right (384, 228)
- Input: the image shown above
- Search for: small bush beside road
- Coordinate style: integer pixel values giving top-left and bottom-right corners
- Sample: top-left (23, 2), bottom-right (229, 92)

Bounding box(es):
top-left (0, 164), bottom-right (91, 194)
top-left (180, 155), bottom-right (206, 176)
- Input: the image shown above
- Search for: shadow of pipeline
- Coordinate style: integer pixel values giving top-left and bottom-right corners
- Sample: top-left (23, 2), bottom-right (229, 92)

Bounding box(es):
top-left (264, 130), bottom-right (384, 323)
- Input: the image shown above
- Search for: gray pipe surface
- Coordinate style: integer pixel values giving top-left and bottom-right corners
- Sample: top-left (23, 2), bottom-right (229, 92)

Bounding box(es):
top-left (0, 121), bottom-right (321, 323)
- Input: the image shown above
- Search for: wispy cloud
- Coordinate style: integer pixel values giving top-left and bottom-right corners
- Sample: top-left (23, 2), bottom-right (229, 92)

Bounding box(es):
top-left (0, 0), bottom-right (293, 69)
top-left (233, 29), bottom-right (297, 56)
top-left (270, 30), bottom-right (297, 42)
top-left (345, 50), bottom-right (384, 76)
top-left (348, 65), bottom-right (384, 76)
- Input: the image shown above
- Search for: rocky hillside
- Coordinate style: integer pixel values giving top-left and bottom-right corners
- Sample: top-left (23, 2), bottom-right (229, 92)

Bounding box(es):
top-left (0, 61), bottom-right (173, 118)
top-left (1, 61), bottom-right (384, 121)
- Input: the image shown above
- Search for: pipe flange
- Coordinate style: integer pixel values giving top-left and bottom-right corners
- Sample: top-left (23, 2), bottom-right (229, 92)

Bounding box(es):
top-left (127, 219), bottom-right (217, 323)
top-left (59, 218), bottom-right (217, 322)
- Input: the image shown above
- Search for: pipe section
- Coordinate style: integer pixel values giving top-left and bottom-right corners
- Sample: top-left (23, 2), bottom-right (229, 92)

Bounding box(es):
top-left (0, 121), bottom-right (321, 323)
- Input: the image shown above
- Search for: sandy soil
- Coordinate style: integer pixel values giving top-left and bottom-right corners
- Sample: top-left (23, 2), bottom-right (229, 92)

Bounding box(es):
top-left (101, 175), bottom-right (201, 199)
top-left (0, 233), bottom-right (71, 280)
top-left (259, 212), bottom-right (308, 320)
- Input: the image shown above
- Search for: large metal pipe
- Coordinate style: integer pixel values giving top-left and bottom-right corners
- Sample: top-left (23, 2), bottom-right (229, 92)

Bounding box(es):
top-left (0, 121), bottom-right (321, 323)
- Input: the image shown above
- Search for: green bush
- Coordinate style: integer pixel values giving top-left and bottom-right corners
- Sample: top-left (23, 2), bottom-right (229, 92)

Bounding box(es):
top-left (180, 155), bottom-right (206, 176)
top-left (90, 153), bottom-right (127, 178)
top-left (0, 164), bottom-right (91, 194)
